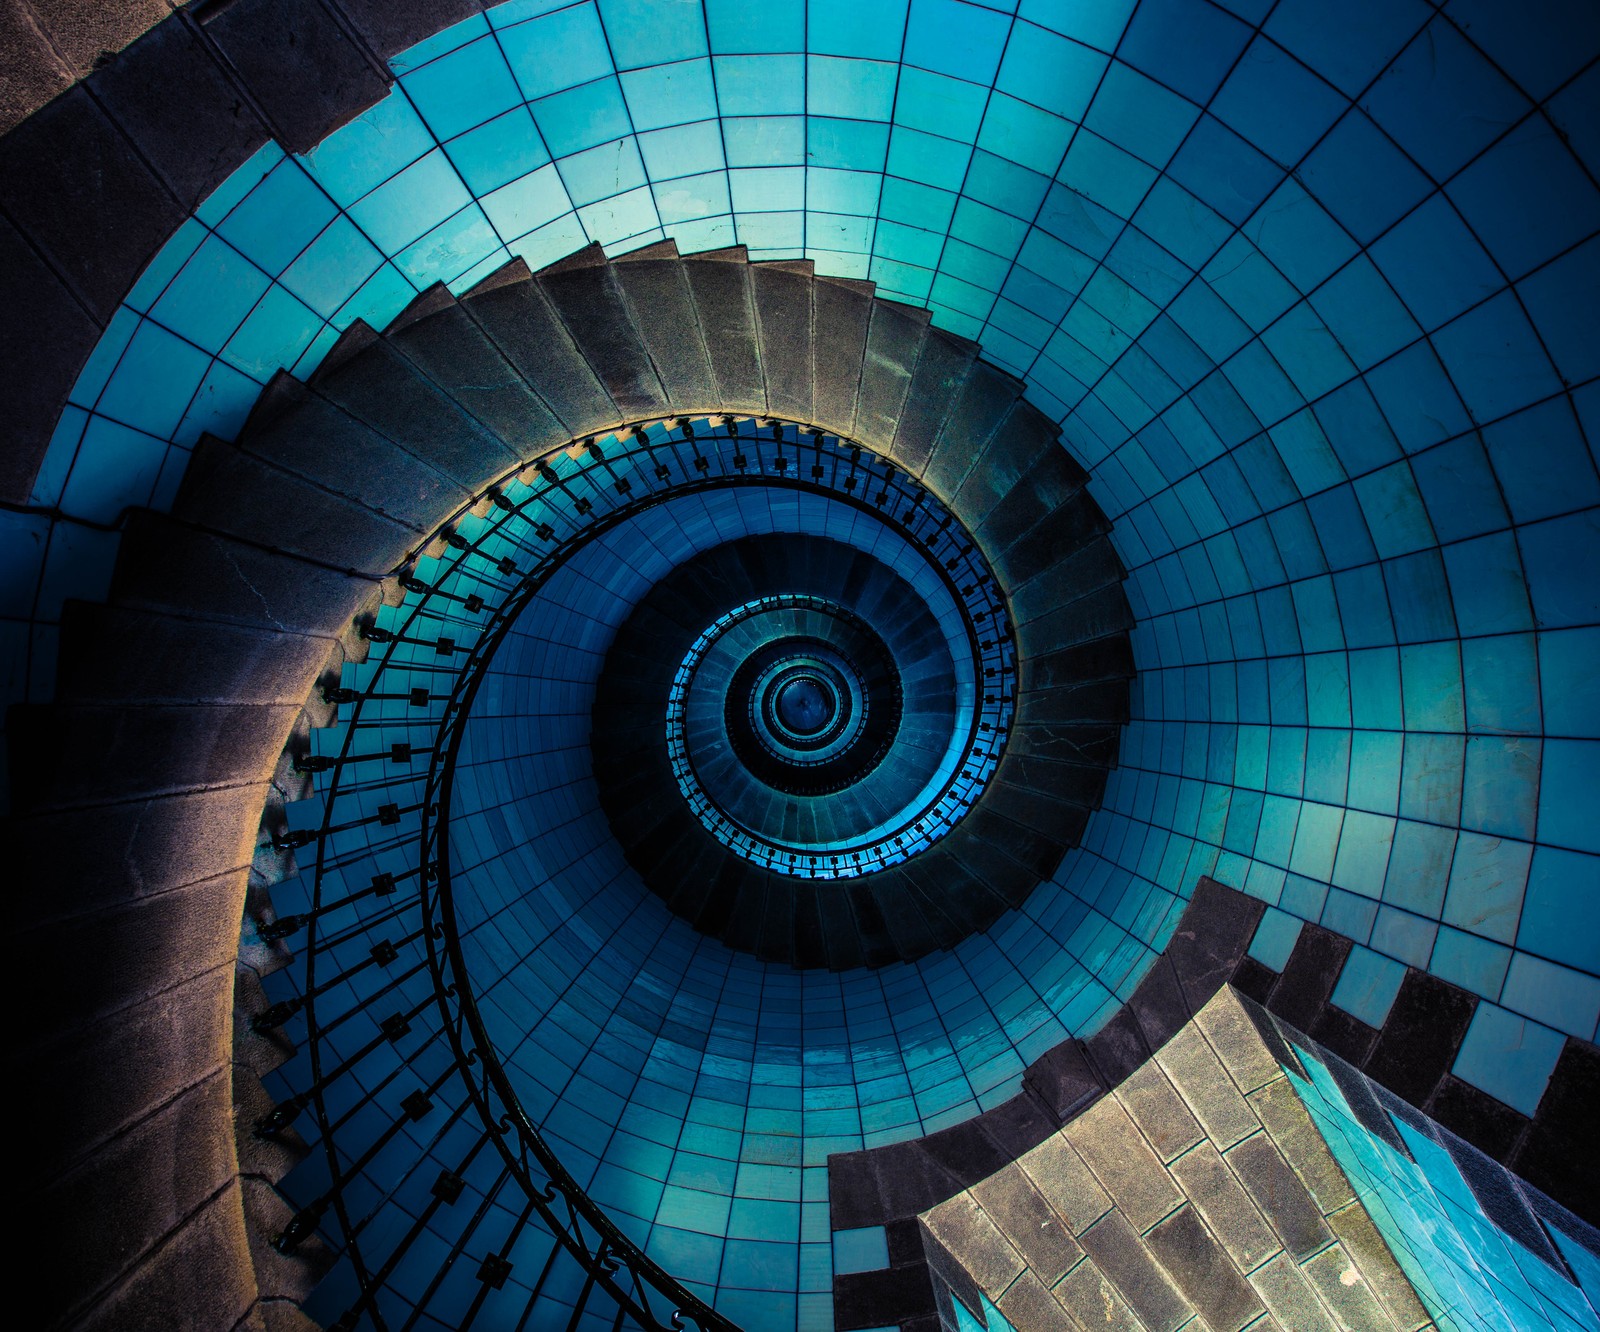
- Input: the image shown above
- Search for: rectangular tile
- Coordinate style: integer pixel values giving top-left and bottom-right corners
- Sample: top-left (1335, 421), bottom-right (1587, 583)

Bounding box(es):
top-left (1065, 1096), bottom-right (1184, 1233)
top-left (1195, 987), bottom-right (1287, 1094)
top-left (1144, 1204), bottom-right (1265, 1332)
top-left (1168, 1141), bottom-right (1280, 1271)
top-left (919, 1193), bottom-right (1024, 1296)
top-left (1052, 1258), bottom-right (1142, 1332)
top-left (1226, 1132), bottom-right (1334, 1261)
top-left (1326, 1203), bottom-right (1431, 1330)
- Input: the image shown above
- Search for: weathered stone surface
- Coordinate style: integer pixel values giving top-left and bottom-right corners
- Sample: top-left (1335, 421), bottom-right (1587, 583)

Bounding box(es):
top-left (1302, 1242), bottom-right (1396, 1331)
top-left (1247, 1077), bottom-right (1357, 1215)
top-left (14, 783), bottom-right (267, 927)
top-left (174, 439), bottom-right (424, 572)
top-left (1064, 1097), bottom-right (1183, 1233)
top-left (1326, 1203), bottom-right (1431, 1330)
top-left (810, 276), bottom-right (871, 436)
top-left (1156, 1024), bottom-right (1262, 1150)
top-left (995, 1268), bottom-right (1077, 1331)
top-left (1024, 1036), bottom-right (1105, 1122)
top-left (0, 85), bottom-right (183, 322)
top-left (920, 1193), bottom-right (1024, 1295)
top-left (39, 1072), bottom-right (239, 1325)
top-left (1144, 1204), bottom-right (1263, 1332)
top-left (1225, 1133), bottom-right (1334, 1261)
top-left (970, 1166), bottom-right (1084, 1286)
top-left (1114, 1061), bottom-right (1203, 1163)
top-left (1017, 1134), bottom-right (1113, 1234)
top-left (57, 603), bottom-right (336, 707)
top-left (1268, 923), bottom-right (1353, 1033)
top-left (14, 700), bottom-right (300, 811)
top-left (1249, 1251), bottom-right (1341, 1332)
top-left (1167, 1142), bottom-right (1278, 1271)
top-left (111, 512), bottom-right (377, 635)
top-left (0, 211), bottom-right (99, 501)
top-left (1077, 1210), bottom-right (1191, 1332)
top-left (198, 0), bottom-right (389, 155)
top-left (684, 255), bottom-right (766, 418)
top-left (1053, 1259), bottom-right (1143, 1332)
top-left (465, 267), bottom-right (622, 436)
top-left (1195, 985), bottom-right (1287, 1094)
top-left (70, 1181), bottom-right (256, 1332)
top-left (1364, 968), bottom-right (1479, 1107)
top-left (90, 17), bottom-right (270, 214)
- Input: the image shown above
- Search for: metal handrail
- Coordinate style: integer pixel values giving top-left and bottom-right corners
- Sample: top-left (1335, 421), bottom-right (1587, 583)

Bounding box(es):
top-left (264, 417), bottom-right (1015, 1331)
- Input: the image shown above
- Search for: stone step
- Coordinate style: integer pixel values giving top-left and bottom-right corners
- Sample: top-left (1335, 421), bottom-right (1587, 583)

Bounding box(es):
top-left (854, 300), bottom-right (929, 452)
top-left (387, 290), bottom-right (569, 460)
top-left (233, 373), bottom-right (473, 525)
top-left (173, 437), bottom-right (422, 576)
top-left (108, 511), bottom-right (376, 637)
top-left (308, 330), bottom-right (517, 497)
top-left (460, 259), bottom-right (622, 437)
top-left (751, 262), bottom-right (816, 425)
top-left (682, 253), bottom-right (767, 418)
top-left (55, 602), bottom-right (332, 707)
top-left (610, 250), bottom-right (719, 415)
top-left (538, 257), bottom-right (671, 422)
top-left (890, 327), bottom-right (981, 475)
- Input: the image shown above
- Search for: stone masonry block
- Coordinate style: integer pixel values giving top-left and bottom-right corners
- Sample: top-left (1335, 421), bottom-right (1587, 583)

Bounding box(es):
top-left (1016, 1134), bottom-right (1113, 1235)
top-left (1302, 1242), bottom-right (1400, 1331)
top-left (1195, 986), bottom-right (1288, 1095)
top-left (1077, 1209), bottom-right (1193, 1332)
top-left (969, 1165), bottom-right (1084, 1286)
top-left (1053, 1259), bottom-right (1142, 1332)
top-left (1248, 1252), bottom-right (1340, 1332)
top-left (1225, 1133), bottom-right (1334, 1261)
top-left (69, 1180), bottom-right (256, 1332)
top-left (920, 1192), bottom-right (1025, 1296)
top-left (995, 1268), bottom-right (1077, 1331)
top-left (1167, 1142), bottom-right (1279, 1272)
top-left (1247, 1078), bottom-right (1357, 1215)
top-left (1326, 1202), bottom-right (1431, 1330)
top-left (1144, 1204), bottom-right (1264, 1332)
top-left (1063, 1096), bottom-right (1183, 1234)
top-left (1156, 1024), bottom-right (1262, 1150)
top-left (1114, 1061), bottom-right (1203, 1163)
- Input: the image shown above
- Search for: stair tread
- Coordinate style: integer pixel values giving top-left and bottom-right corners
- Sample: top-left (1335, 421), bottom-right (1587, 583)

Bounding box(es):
top-left (174, 437), bottom-right (423, 575)
top-left (611, 255), bottom-right (719, 415)
top-left (540, 262), bottom-right (671, 420)
top-left (463, 274), bottom-right (621, 436)
top-left (683, 255), bottom-right (766, 418)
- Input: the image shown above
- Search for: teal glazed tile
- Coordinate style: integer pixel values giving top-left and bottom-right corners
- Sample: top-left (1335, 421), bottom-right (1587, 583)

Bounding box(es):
top-left (1452, 1003), bottom-right (1565, 1116)
top-left (22, 9), bottom-right (1600, 1331)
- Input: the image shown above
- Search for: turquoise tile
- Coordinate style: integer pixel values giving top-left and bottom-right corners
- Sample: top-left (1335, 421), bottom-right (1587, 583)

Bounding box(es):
top-left (1452, 1003), bottom-right (1565, 1116)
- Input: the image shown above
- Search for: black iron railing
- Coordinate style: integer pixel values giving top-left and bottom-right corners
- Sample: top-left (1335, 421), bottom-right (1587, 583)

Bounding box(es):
top-left (253, 418), bottom-right (1016, 1330)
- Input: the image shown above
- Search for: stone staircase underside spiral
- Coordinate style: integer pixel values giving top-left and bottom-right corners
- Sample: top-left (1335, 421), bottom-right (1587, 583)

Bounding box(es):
top-left (16, 238), bottom-right (1133, 1329)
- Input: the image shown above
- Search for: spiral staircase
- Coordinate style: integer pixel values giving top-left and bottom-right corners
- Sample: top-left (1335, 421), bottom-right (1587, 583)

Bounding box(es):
top-left (8, 4), bottom-right (1600, 1332)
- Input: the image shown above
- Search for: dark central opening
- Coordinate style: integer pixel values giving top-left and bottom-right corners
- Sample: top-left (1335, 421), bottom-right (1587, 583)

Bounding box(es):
top-left (775, 676), bottom-right (833, 735)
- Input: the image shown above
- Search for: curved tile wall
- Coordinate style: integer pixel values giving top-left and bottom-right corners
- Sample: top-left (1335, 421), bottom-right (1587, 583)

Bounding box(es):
top-left (4, 0), bottom-right (1597, 1299)
top-left (445, 484), bottom-right (1125, 1323)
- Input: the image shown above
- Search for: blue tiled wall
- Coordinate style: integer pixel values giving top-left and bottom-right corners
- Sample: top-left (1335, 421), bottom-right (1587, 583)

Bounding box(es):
top-left (1288, 1035), bottom-right (1600, 1331)
top-left (447, 487), bottom-right (1152, 1325)
top-left (3, 1), bottom-right (1597, 1318)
